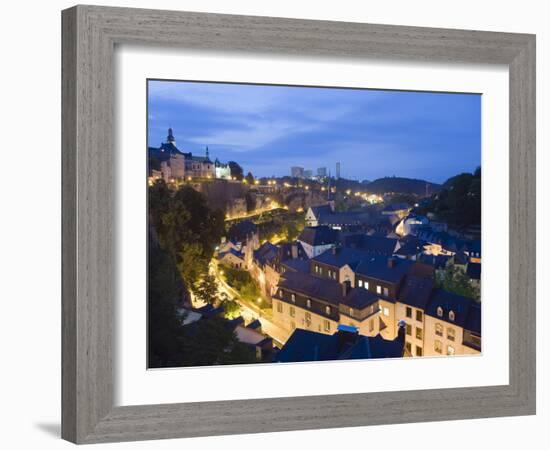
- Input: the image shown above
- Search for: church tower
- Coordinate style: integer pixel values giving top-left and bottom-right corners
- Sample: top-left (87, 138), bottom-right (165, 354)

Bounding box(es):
top-left (205, 146), bottom-right (210, 160)
top-left (167, 128), bottom-right (176, 146)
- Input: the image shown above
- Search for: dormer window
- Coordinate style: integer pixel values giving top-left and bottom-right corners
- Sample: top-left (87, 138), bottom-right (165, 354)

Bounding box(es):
top-left (291, 293), bottom-right (296, 303)
top-left (449, 310), bottom-right (455, 321)
top-left (325, 306), bottom-right (331, 315)
top-left (306, 298), bottom-right (312, 309)
top-left (437, 306), bottom-right (443, 317)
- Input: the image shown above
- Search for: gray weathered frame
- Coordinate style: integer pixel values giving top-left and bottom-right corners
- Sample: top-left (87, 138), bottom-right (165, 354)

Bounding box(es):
top-left (61, 5), bottom-right (536, 444)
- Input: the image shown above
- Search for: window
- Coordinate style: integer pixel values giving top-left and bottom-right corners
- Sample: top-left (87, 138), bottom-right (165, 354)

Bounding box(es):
top-left (437, 306), bottom-right (443, 317)
top-left (406, 307), bottom-right (412, 318)
top-left (376, 285), bottom-right (382, 294)
top-left (323, 320), bottom-right (331, 332)
top-left (405, 342), bottom-right (412, 354)
top-left (278, 289), bottom-right (283, 297)
top-left (434, 340), bottom-right (443, 354)
top-left (435, 323), bottom-right (443, 337)
top-left (449, 310), bottom-right (455, 322)
top-left (349, 307), bottom-right (354, 317)
top-left (358, 279), bottom-right (363, 288)
top-left (291, 293), bottom-right (296, 303)
top-left (416, 310), bottom-right (423, 322)
top-left (383, 287), bottom-right (389, 297)
top-left (276, 301), bottom-right (283, 313)
top-left (447, 345), bottom-right (455, 356)
top-left (415, 327), bottom-right (423, 340)
top-left (306, 298), bottom-right (311, 309)
top-left (369, 319), bottom-right (374, 332)
top-left (447, 327), bottom-right (456, 341)
top-left (332, 271), bottom-right (337, 280)
top-left (305, 312), bottom-right (311, 327)
top-left (289, 306), bottom-right (295, 318)
top-left (364, 281), bottom-right (369, 290)
top-left (325, 305), bottom-right (331, 315)
top-left (383, 307), bottom-right (390, 317)
top-left (416, 346), bottom-right (423, 357)
top-left (314, 265), bottom-right (319, 274)
top-left (290, 321), bottom-right (296, 330)
top-left (406, 323), bottom-right (412, 336)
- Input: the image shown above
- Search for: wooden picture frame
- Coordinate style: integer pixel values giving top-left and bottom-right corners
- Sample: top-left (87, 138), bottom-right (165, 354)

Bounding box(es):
top-left (62, 5), bottom-right (536, 444)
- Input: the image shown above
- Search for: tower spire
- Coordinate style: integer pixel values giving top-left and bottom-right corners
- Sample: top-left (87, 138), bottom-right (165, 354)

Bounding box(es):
top-left (167, 127), bottom-right (176, 145)
top-left (205, 146), bottom-right (209, 159)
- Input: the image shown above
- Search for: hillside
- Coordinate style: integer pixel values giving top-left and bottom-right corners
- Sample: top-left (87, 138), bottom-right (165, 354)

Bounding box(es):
top-left (365, 177), bottom-right (441, 196)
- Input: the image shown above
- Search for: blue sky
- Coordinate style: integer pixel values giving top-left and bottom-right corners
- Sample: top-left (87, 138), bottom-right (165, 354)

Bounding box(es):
top-left (147, 80), bottom-right (481, 184)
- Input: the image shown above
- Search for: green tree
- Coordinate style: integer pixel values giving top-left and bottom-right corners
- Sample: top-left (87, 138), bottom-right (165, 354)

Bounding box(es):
top-left (194, 274), bottom-right (220, 306)
top-left (228, 161), bottom-right (244, 180)
top-left (436, 263), bottom-right (480, 301)
top-left (245, 171), bottom-right (255, 185)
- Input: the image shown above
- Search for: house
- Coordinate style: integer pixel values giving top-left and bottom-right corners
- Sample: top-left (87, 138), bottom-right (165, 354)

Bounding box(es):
top-left (227, 220), bottom-right (260, 268)
top-left (272, 243), bottom-right (480, 357)
top-left (342, 233), bottom-right (398, 256)
top-left (218, 248), bottom-right (245, 269)
top-left (305, 204), bottom-right (333, 227)
top-left (297, 226), bottom-right (339, 258)
top-left (382, 203), bottom-right (411, 220)
top-left (393, 237), bottom-right (426, 261)
top-left (276, 324), bottom-right (405, 362)
top-left (148, 129), bottom-right (232, 180)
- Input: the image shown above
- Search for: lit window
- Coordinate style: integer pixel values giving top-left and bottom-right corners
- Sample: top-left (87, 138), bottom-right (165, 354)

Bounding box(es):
top-left (306, 299), bottom-right (311, 309)
top-left (383, 307), bottom-right (390, 317)
top-left (349, 307), bottom-right (354, 317)
top-left (365, 281), bottom-right (369, 290)
top-left (406, 307), bottom-right (412, 318)
top-left (291, 293), bottom-right (296, 303)
top-left (437, 306), bottom-right (443, 317)
top-left (447, 328), bottom-right (456, 341)
top-left (383, 287), bottom-right (389, 297)
top-left (434, 340), bottom-right (442, 354)
top-left (416, 310), bottom-right (423, 322)
top-left (447, 345), bottom-right (455, 356)
top-left (415, 327), bottom-right (423, 340)
top-left (289, 306), bottom-right (295, 318)
top-left (449, 310), bottom-right (455, 321)
top-left (315, 265), bottom-right (319, 273)
top-left (435, 323), bottom-right (443, 336)
top-left (358, 280), bottom-right (363, 288)
top-left (325, 306), bottom-right (331, 315)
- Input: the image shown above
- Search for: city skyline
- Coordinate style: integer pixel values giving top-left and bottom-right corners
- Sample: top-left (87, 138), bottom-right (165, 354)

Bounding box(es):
top-left (147, 80), bottom-right (481, 184)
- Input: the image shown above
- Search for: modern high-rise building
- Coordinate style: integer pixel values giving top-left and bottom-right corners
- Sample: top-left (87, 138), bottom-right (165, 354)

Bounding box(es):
top-left (304, 169), bottom-right (313, 179)
top-left (336, 162), bottom-right (341, 179)
top-left (291, 166), bottom-right (305, 178)
top-left (317, 167), bottom-right (327, 177)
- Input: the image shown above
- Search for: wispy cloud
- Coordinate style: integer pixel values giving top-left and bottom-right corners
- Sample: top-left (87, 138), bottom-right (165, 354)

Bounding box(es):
top-left (147, 80), bottom-right (481, 183)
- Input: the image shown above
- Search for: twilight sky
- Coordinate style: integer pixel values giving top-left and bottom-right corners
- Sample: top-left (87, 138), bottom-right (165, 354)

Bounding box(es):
top-left (147, 80), bottom-right (481, 184)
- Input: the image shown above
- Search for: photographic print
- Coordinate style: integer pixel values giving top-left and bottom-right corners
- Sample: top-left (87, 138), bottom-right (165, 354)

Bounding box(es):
top-left (147, 80), bottom-right (482, 368)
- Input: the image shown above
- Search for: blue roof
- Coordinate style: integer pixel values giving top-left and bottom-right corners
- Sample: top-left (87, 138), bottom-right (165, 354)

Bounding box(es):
top-left (276, 329), bottom-right (404, 362)
top-left (425, 289), bottom-right (480, 333)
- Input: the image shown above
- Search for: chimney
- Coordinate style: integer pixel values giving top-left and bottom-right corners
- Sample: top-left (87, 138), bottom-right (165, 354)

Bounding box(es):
top-left (342, 280), bottom-right (352, 297)
top-left (387, 257), bottom-right (396, 268)
top-left (397, 320), bottom-right (406, 343)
